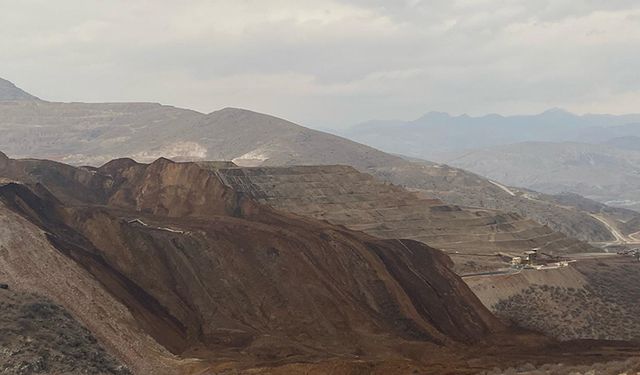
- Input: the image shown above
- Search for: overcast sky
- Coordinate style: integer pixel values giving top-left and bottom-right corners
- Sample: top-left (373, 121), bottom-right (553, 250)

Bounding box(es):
top-left (1, 0), bottom-right (639, 128)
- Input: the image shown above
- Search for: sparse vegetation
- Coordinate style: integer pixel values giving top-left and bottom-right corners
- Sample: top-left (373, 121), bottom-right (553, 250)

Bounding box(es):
top-left (492, 260), bottom-right (640, 341)
top-left (483, 357), bottom-right (640, 374)
top-left (0, 290), bottom-right (131, 375)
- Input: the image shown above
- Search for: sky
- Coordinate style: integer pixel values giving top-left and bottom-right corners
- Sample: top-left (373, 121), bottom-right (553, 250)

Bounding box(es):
top-left (1, 0), bottom-right (639, 129)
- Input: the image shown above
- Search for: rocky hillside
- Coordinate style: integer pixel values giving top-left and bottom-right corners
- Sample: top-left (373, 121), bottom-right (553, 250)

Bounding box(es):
top-left (2, 153), bottom-right (640, 373)
top-left (0, 154), bottom-right (513, 373)
top-left (0, 289), bottom-right (130, 375)
top-left (375, 160), bottom-right (637, 244)
top-left (0, 80), bottom-right (623, 243)
top-left (217, 165), bottom-right (596, 273)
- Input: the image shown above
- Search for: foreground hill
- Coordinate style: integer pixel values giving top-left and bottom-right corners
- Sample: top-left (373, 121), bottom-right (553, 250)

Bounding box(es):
top-left (466, 254), bottom-right (640, 343)
top-left (2, 153), bottom-right (639, 374)
top-left (0, 78), bottom-right (626, 244)
top-left (0, 153), bottom-right (505, 373)
top-left (0, 289), bottom-right (131, 374)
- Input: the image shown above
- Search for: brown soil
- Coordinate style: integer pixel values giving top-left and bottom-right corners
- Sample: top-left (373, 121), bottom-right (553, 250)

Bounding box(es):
top-left (1, 155), bottom-right (639, 374)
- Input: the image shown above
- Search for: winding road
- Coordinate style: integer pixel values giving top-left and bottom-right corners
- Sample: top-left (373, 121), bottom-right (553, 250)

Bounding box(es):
top-left (589, 213), bottom-right (640, 245)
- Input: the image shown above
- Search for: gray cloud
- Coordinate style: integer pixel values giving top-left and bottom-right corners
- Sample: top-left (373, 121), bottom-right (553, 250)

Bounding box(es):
top-left (1, 0), bottom-right (639, 128)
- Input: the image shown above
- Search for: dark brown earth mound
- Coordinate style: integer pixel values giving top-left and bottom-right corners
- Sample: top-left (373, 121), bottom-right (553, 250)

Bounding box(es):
top-left (0, 288), bottom-right (130, 375)
top-left (1, 155), bottom-right (639, 374)
top-left (0, 156), bottom-right (505, 372)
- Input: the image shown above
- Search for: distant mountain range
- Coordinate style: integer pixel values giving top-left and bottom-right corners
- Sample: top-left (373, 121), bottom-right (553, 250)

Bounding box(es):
top-left (1, 77), bottom-right (638, 243)
top-left (343, 109), bottom-right (640, 159)
top-left (433, 142), bottom-right (640, 212)
top-left (344, 110), bottom-right (640, 212)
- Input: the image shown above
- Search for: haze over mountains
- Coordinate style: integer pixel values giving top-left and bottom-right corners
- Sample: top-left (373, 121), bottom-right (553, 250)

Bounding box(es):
top-left (344, 109), bottom-right (640, 212)
top-left (436, 142), bottom-right (640, 212)
top-left (344, 109), bottom-right (640, 157)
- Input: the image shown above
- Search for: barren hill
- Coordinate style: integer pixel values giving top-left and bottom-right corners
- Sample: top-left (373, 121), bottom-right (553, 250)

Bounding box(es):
top-left (0, 78), bottom-right (39, 101)
top-left (217, 165), bottom-right (595, 273)
top-left (0, 79), bottom-right (622, 243)
top-left (0, 154), bottom-right (505, 373)
top-left (2, 153), bottom-right (640, 373)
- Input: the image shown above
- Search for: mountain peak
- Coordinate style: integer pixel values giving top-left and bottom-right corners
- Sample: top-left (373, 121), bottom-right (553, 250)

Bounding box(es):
top-left (416, 111), bottom-right (452, 122)
top-left (0, 78), bottom-right (39, 101)
top-left (540, 107), bottom-right (573, 116)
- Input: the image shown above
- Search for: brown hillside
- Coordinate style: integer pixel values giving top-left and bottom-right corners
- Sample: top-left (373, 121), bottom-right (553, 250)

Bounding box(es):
top-left (0, 155), bottom-right (508, 373)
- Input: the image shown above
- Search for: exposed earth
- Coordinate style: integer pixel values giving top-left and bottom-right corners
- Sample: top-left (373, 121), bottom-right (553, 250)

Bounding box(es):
top-left (2, 79), bottom-right (640, 374)
top-left (1, 153), bottom-right (640, 374)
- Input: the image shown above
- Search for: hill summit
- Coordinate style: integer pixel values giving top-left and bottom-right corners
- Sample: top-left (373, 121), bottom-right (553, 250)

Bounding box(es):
top-left (0, 78), bottom-right (39, 101)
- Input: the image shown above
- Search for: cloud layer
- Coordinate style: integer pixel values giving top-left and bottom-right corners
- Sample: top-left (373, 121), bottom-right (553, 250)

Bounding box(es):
top-left (1, 0), bottom-right (639, 127)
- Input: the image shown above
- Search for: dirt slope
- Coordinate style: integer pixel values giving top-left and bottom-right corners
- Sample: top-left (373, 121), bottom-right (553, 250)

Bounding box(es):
top-left (0, 198), bottom-right (186, 374)
top-left (217, 165), bottom-right (596, 273)
top-left (2, 154), bottom-right (639, 373)
top-left (0, 155), bottom-right (516, 373)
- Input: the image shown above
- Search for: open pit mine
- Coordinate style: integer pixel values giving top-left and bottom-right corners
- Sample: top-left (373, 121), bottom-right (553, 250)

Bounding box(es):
top-left (1, 152), bottom-right (640, 374)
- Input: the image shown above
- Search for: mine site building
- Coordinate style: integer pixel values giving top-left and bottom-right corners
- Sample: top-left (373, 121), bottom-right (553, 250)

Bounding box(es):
top-left (523, 250), bottom-right (538, 265)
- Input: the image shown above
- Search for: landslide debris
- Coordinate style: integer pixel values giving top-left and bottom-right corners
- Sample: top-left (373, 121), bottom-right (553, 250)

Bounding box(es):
top-left (0, 155), bottom-right (510, 372)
